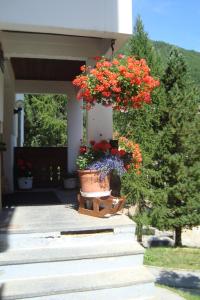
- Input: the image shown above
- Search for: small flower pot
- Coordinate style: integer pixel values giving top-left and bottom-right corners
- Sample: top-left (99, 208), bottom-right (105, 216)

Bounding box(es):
top-left (18, 177), bottom-right (33, 190)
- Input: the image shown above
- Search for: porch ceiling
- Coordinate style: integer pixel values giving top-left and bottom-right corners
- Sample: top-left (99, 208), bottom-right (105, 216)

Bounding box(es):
top-left (11, 57), bottom-right (85, 81)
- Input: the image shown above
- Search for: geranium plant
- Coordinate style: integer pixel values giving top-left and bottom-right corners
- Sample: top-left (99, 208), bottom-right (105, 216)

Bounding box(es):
top-left (16, 159), bottom-right (32, 177)
top-left (76, 139), bottom-right (142, 180)
top-left (73, 55), bottom-right (159, 111)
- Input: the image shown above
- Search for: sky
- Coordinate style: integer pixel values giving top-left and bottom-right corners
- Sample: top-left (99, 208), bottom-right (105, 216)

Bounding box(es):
top-left (133, 0), bottom-right (200, 52)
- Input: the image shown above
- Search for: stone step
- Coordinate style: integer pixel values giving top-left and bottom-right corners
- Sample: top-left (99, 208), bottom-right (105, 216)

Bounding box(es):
top-left (19, 288), bottom-right (156, 300)
top-left (0, 266), bottom-right (155, 300)
top-left (0, 230), bottom-right (136, 250)
top-left (0, 231), bottom-right (143, 265)
top-left (0, 254), bottom-right (144, 281)
top-left (0, 240), bottom-right (144, 269)
top-left (0, 205), bottom-right (136, 235)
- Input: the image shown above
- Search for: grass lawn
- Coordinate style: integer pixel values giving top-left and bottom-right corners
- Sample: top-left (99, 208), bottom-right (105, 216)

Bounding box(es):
top-left (158, 285), bottom-right (200, 300)
top-left (144, 247), bottom-right (200, 270)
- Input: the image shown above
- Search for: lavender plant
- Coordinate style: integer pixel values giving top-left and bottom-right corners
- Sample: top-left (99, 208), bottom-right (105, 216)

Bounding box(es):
top-left (88, 155), bottom-right (126, 180)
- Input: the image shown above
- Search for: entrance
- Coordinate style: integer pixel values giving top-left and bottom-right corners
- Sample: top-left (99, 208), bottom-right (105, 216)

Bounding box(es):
top-left (14, 147), bottom-right (68, 188)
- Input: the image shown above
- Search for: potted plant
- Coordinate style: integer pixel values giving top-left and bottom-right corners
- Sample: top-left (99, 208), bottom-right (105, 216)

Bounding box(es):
top-left (16, 159), bottom-right (33, 190)
top-left (73, 55), bottom-right (159, 111)
top-left (63, 172), bottom-right (78, 189)
top-left (76, 139), bottom-right (142, 194)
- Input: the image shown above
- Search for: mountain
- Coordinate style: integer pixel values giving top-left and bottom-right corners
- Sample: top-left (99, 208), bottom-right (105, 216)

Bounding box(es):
top-left (153, 41), bottom-right (200, 87)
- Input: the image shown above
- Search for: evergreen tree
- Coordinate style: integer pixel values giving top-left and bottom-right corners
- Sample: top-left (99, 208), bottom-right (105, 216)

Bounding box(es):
top-left (114, 16), bottom-right (164, 242)
top-left (150, 48), bottom-right (200, 246)
top-left (24, 94), bottom-right (67, 146)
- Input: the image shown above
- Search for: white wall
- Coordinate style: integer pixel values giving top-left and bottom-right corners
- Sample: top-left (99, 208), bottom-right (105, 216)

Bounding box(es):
top-left (0, 67), bottom-right (4, 208)
top-left (0, 0), bottom-right (132, 38)
top-left (1, 32), bottom-right (111, 60)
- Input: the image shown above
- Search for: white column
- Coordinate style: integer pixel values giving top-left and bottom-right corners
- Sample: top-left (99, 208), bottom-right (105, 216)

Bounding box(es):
top-left (87, 104), bottom-right (113, 142)
top-left (3, 59), bottom-right (16, 193)
top-left (15, 94), bottom-right (25, 147)
top-left (85, 58), bottom-right (113, 143)
top-left (67, 83), bottom-right (83, 173)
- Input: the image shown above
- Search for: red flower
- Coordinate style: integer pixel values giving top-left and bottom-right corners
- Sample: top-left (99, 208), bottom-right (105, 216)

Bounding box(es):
top-left (119, 149), bottom-right (126, 156)
top-left (111, 148), bottom-right (118, 155)
top-left (79, 146), bottom-right (87, 154)
top-left (73, 55), bottom-right (160, 112)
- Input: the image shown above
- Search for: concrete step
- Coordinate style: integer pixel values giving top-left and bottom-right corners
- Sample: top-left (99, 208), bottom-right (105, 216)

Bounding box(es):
top-left (0, 230), bottom-right (136, 250)
top-left (19, 288), bottom-right (156, 300)
top-left (0, 240), bottom-right (144, 269)
top-left (0, 266), bottom-right (155, 300)
top-left (0, 205), bottom-right (136, 235)
top-left (0, 231), bottom-right (143, 265)
top-left (0, 255), bottom-right (145, 281)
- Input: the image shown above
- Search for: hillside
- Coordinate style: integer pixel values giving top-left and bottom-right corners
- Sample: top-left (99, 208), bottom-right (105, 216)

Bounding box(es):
top-left (153, 41), bottom-right (200, 87)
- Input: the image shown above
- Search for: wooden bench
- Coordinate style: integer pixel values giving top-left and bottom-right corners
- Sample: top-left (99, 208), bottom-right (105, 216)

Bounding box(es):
top-left (77, 191), bottom-right (126, 218)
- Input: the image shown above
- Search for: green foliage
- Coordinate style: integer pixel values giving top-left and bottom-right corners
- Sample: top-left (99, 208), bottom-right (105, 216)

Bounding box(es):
top-left (76, 152), bottom-right (94, 170)
top-left (114, 16), bottom-right (165, 241)
top-left (150, 48), bottom-right (200, 245)
top-left (121, 16), bottom-right (163, 77)
top-left (153, 40), bottom-right (200, 89)
top-left (24, 94), bottom-right (67, 146)
top-left (115, 17), bottom-right (200, 244)
top-left (144, 247), bottom-right (200, 271)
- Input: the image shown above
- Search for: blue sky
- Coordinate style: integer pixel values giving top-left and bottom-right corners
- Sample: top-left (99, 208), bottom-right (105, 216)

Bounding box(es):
top-left (133, 0), bottom-right (200, 52)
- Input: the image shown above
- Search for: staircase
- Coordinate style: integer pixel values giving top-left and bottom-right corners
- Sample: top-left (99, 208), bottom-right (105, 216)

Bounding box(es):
top-left (0, 220), bottom-right (156, 299)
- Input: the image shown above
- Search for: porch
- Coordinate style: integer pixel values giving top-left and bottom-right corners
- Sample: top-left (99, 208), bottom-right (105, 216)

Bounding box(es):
top-left (0, 189), bottom-right (133, 234)
top-left (0, 190), bottom-right (153, 300)
top-left (0, 191), bottom-right (183, 300)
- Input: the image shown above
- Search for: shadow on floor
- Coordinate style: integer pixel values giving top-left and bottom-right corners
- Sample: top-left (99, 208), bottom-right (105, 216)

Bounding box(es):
top-left (2, 191), bottom-right (62, 207)
top-left (156, 270), bottom-right (200, 290)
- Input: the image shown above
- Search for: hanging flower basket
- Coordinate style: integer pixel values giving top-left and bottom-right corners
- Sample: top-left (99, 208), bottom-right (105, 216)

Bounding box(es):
top-left (73, 55), bottom-right (160, 112)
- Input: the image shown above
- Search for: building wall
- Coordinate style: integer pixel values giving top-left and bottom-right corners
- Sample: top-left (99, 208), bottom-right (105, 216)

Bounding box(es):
top-left (0, 67), bottom-right (4, 207)
top-left (0, 0), bottom-right (132, 38)
top-left (0, 68), bottom-right (3, 125)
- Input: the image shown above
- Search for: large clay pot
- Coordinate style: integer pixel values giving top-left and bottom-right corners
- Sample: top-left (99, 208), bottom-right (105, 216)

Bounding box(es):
top-left (78, 170), bottom-right (110, 193)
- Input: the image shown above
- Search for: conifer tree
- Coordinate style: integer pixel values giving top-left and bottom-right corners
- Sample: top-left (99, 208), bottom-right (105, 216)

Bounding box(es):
top-left (150, 48), bottom-right (200, 246)
top-left (114, 16), bottom-right (164, 242)
top-left (24, 94), bottom-right (67, 146)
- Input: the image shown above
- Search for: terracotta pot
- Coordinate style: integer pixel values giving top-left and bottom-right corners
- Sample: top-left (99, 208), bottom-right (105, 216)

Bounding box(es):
top-left (78, 170), bottom-right (110, 193)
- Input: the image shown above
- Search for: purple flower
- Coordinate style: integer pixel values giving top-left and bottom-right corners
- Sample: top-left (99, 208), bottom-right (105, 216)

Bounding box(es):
top-left (88, 155), bottom-right (126, 180)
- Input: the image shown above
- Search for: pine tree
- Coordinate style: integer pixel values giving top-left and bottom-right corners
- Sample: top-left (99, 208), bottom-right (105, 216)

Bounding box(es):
top-left (24, 94), bottom-right (67, 146)
top-left (114, 16), bottom-right (164, 242)
top-left (150, 48), bottom-right (200, 246)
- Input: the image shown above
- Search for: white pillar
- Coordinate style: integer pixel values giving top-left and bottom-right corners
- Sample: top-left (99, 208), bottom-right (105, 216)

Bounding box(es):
top-left (87, 104), bottom-right (113, 142)
top-left (67, 83), bottom-right (83, 173)
top-left (85, 58), bottom-right (113, 143)
top-left (3, 59), bottom-right (16, 193)
top-left (15, 94), bottom-right (24, 147)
